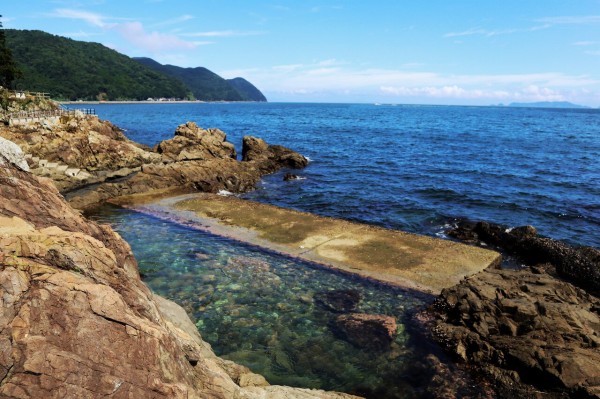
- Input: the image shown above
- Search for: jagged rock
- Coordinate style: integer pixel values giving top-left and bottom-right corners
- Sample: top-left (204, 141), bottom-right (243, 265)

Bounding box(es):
top-left (0, 136), bottom-right (29, 171)
top-left (314, 289), bottom-right (362, 313)
top-left (447, 220), bottom-right (600, 294)
top-left (1, 116), bottom-right (309, 209)
top-left (155, 122), bottom-right (236, 162)
top-left (0, 151), bottom-right (359, 399)
top-left (242, 135), bottom-right (309, 172)
top-left (333, 313), bottom-right (397, 351)
top-left (432, 267), bottom-right (600, 398)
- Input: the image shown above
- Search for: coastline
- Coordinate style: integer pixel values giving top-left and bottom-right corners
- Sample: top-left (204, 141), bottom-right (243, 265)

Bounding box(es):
top-left (2, 96), bottom-right (599, 397)
top-left (59, 100), bottom-right (265, 105)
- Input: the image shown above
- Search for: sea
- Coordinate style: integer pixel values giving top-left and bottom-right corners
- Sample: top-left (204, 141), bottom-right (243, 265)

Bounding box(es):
top-left (84, 102), bottom-right (599, 398)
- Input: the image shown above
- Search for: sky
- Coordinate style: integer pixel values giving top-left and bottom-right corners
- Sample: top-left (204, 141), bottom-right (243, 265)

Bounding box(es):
top-left (3, 0), bottom-right (600, 105)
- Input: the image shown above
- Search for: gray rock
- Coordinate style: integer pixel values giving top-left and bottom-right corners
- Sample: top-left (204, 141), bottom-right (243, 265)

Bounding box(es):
top-left (0, 136), bottom-right (30, 171)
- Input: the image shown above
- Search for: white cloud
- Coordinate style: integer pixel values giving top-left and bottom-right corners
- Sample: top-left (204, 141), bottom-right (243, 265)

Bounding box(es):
top-left (150, 14), bottom-right (194, 28)
top-left (537, 15), bottom-right (600, 25)
top-left (182, 30), bottom-right (265, 38)
top-left (573, 41), bottom-right (598, 46)
top-left (51, 8), bottom-right (108, 27)
top-left (444, 24), bottom-right (550, 38)
top-left (220, 63), bottom-right (599, 104)
top-left (114, 22), bottom-right (196, 52)
top-left (49, 8), bottom-right (197, 53)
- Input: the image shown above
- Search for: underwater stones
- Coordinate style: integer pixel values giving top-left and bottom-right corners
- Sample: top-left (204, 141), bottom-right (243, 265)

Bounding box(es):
top-left (314, 289), bottom-right (362, 313)
top-left (333, 313), bottom-right (398, 351)
top-left (283, 173), bottom-right (299, 181)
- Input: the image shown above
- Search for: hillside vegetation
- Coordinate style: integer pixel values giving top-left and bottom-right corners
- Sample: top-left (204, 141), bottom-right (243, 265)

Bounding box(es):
top-left (134, 57), bottom-right (267, 102)
top-left (5, 30), bottom-right (266, 102)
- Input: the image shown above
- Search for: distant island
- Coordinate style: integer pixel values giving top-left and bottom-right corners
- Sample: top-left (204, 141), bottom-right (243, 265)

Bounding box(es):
top-left (5, 29), bottom-right (267, 102)
top-left (507, 101), bottom-right (589, 109)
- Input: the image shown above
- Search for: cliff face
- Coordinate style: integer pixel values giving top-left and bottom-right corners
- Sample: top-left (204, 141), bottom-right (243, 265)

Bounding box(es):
top-left (0, 144), bottom-right (357, 398)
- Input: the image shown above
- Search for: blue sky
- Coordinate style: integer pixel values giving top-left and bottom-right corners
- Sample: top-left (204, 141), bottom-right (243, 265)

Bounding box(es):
top-left (3, 1), bottom-right (600, 105)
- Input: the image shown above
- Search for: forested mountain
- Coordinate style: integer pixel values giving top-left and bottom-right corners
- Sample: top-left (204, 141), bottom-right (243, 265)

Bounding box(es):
top-left (134, 57), bottom-right (267, 102)
top-left (4, 29), bottom-right (267, 102)
top-left (227, 77), bottom-right (267, 102)
top-left (5, 30), bottom-right (190, 100)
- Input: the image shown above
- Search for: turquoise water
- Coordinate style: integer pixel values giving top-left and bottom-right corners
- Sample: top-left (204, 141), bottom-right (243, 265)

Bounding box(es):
top-left (89, 205), bottom-right (473, 398)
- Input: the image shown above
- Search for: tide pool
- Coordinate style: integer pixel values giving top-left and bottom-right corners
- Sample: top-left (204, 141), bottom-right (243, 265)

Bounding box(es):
top-left (89, 204), bottom-right (481, 398)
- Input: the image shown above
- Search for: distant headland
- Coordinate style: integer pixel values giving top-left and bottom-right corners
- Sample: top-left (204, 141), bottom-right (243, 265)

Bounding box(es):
top-left (506, 101), bottom-right (590, 109)
top-left (5, 29), bottom-right (267, 102)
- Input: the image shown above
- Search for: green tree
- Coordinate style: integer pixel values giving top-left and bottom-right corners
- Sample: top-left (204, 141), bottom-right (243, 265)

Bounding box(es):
top-left (0, 15), bottom-right (22, 88)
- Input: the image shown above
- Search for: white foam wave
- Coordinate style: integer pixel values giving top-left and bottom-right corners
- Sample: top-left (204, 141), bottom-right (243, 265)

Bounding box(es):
top-left (217, 190), bottom-right (234, 196)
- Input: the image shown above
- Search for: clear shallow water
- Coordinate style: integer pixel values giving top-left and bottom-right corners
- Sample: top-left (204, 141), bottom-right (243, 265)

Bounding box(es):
top-left (89, 205), bottom-right (460, 398)
top-left (86, 102), bottom-right (600, 248)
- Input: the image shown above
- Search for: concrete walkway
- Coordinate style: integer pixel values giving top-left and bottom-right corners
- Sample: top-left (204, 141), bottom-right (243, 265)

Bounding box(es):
top-left (117, 192), bottom-right (501, 294)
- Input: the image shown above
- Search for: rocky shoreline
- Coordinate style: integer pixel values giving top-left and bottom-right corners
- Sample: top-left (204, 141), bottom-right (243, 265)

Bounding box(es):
top-left (1, 106), bottom-right (599, 398)
top-left (0, 116), bottom-right (356, 397)
top-left (429, 221), bottom-right (600, 398)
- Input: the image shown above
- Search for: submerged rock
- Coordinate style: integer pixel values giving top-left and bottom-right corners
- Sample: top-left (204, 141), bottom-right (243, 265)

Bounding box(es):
top-left (284, 173), bottom-right (300, 181)
top-left (315, 289), bottom-right (362, 313)
top-left (333, 313), bottom-right (398, 351)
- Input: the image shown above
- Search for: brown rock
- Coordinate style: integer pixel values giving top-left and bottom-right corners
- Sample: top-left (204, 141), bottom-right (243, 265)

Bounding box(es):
top-left (333, 313), bottom-right (397, 351)
top-left (447, 220), bottom-right (600, 295)
top-left (242, 135), bottom-right (309, 172)
top-left (433, 267), bottom-right (600, 398)
top-left (155, 122), bottom-right (236, 162)
top-left (0, 161), bottom-right (360, 399)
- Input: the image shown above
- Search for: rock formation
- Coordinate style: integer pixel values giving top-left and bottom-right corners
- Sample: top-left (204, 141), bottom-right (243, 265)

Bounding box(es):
top-left (0, 115), bottom-right (308, 209)
top-left (448, 220), bottom-right (600, 295)
top-left (435, 220), bottom-right (600, 398)
top-left (433, 266), bottom-right (600, 399)
top-left (242, 136), bottom-right (309, 173)
top-left (0, 136), bottom-right (29, 171)
top-left (0, 140), bottom-right (359, 398)
top-left (155, 122), bottom-right (236, 162)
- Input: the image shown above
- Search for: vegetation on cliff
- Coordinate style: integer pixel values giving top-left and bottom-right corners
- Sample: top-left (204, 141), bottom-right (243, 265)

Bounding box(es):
top-left (227, 77), bottom-right (268, 102)
top-left (0, 16), bottom-right (22, 88)
top-left (3, 29), bottom-right (267, 102)
top-left (134, 57), bottom-right (267, 102)
top-left (5, 29), bottom-right (191, 100)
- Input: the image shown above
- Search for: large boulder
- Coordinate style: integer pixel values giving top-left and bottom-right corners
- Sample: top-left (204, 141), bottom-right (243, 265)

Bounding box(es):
top-left (433, 267), bottom-right (600, 398)
top-left (333, 313), bottom-right (397, 351)
top-left (242, 136), bottom-right (308, 172)
top-left (155, 122), bottom-right (237, 162)
top-left (0, 136), bottom-right (29, 171)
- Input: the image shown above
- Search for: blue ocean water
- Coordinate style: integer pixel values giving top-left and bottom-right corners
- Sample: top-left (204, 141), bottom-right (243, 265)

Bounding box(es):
top-left (89, 102), bottom-right (600, 248)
